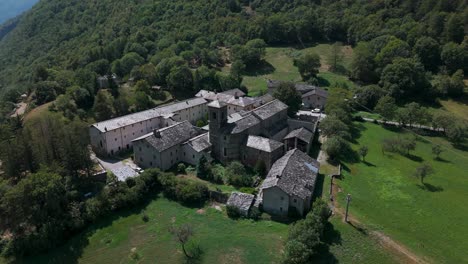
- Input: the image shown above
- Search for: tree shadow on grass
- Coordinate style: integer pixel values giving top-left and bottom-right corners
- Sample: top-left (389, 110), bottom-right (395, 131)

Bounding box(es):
top-left (434, 157), bottom-right (451, 163)
top-left (381, 124), bottom-right (403, 133)
top-left (417, 183), bottom-right (444, 193)
top-left (453, 143), bottom-right (468, 152)
top-left (312, 222), bottom-right (341, 264)
top-left (243, 61), bottom-right (275, 76)
top-left (313, 174), bottom-right (326, 199)
top-left (348, 221), bottom-right (368, 236)
top-left (317, 76), bottom-right (330, 87)
top-left (349, 123), bottom-right (366, 144)
top-left (362, 161), bottom-right (376, 167)
top-left (404, 154), bottom-right (423, 162)
top-left (22, 195), bottom-right (159, 264)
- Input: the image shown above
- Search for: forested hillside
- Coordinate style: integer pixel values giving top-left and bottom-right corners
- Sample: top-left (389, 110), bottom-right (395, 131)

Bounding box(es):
top-left (0, 0), bottom-right (465, 102)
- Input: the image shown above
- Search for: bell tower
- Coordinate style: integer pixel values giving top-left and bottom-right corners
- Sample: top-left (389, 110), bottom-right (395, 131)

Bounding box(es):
top-left (208, 100), bottom-right (227, 160)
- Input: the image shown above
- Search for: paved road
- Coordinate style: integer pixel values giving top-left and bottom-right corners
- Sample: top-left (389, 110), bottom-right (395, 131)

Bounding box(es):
top-left (361, 117), bottom-right (443, 132)
top-left (91, 152), bottom-right (140, 181)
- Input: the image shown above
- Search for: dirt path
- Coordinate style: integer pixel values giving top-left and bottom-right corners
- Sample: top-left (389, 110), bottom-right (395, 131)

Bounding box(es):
top-left (10, 102), bottom-right (28, 117)
top-left (330, 183), bottom-right (429, 264)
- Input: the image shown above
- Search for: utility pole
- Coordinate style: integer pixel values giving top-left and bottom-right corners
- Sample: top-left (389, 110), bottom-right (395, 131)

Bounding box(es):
top-left (345, 193), bottom-right (351, 222)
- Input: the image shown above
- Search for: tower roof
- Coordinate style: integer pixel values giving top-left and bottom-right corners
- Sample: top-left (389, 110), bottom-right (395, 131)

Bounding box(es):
top-left (207, 100), bottom-right (227, 108)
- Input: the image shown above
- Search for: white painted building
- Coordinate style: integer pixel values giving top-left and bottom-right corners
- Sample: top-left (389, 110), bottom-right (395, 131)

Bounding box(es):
top-left (89, 98), bottom-right (208, 156)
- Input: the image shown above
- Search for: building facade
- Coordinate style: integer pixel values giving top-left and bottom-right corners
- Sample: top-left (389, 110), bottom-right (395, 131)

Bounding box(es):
top-left (260, 149), bottom-right (320, 216)
top-left (89, 98), bottom-right (208, 156)
top-left (132, 121), bottom-right (208, 171)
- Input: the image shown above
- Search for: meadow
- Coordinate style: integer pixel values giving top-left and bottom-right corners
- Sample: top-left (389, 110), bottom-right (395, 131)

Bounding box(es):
top-left (11, 195), bottom-right (397, 264)
top-left (242, 44), bottom-right (355, 96)
top-left (335, 122), bottom-right (468, 263)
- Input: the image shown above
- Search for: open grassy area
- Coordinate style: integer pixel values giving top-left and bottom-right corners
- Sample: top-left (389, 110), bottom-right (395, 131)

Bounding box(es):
top-left (438, 98), bottom-right (468, 121)
top-left (17, 197), bottom-right (288, 264)
top-left (335, 122), bottom-right (468, 263)
top-left (13, 197), bottom-right (396, 264)
top-left (9, 180), bottom-right (398, 264)
top-left (242, 44), bottom-right (355, 96)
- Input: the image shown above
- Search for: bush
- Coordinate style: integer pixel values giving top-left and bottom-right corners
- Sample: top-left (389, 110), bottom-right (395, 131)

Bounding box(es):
top-left (248, 206), bottom-right (262, 220)
top-left (226, 205), bottom-right (241, 219)
top-left (177, 163), bottom-right (186, 174)
top-left (142, 214), bottom-right (149, 223)
top-left (226, 162), bottom-right (252, 187)
top-left (175, 180), bottom-right (209, 205)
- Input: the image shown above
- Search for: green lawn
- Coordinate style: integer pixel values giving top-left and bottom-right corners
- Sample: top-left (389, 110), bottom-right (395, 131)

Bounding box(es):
top-left (335, 122), bottom-right (468, 263)
top-left (11, 195), bottom-right (395, 264)
top-left (242, 44), bottom-right (355, 96)
top-left (17, 197), bottom-right (288, 264)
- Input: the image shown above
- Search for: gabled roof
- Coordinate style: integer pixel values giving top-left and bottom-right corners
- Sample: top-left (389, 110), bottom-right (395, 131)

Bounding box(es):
top-left (184, 133), bottom-right (211, 152)
top-left (284, 127), bottom-right (313, 144)
top-left (260, 149), bottom-right (319, 199)
top-left (133, 121), bottom-right (202, 152)
top-left (220, 88), bottom-right (246, 97)
top-left (252, 100), bottom-right (288, 120)
top-left (92, 98), bottom-right (207, 132)
top-left (230, 114), bottom-right (260, 134)
top-left (227, 192), bottom-right (255, 214)
top-left (246, 135), bottom-right (284, 153)
top-left (301, 87), bottom-right (329, 98)
top-left (227, 96), bottom-right (256, 107)
top-left (207, 100), bottom-right (227, 108)
top-left (253, 93), bottom-right (275, 107)
top-left (295, 83), bottom-right (317, 94)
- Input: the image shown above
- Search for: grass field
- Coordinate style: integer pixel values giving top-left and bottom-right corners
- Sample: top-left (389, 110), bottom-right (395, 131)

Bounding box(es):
top-left (242, 44), bottom-right (355, 96)
top-left (335, 122), bottom-right (468, 263)
top-left (11, 194), bottom-right (397, 264)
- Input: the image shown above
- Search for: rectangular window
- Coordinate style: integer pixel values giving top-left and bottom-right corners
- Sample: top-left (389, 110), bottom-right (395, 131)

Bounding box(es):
top-left (223, 148), bottom-right (227, 156)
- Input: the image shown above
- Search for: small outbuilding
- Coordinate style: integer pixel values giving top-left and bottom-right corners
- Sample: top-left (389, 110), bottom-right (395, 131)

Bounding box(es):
top-left (226, 192), bottom-right (256, 217)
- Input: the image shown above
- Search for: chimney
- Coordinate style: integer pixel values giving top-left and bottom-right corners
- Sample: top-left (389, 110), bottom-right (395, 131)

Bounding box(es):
top-left (154, 130), bottom-right (161, 138)
top-left (234, 92), bottom-right (239, 99)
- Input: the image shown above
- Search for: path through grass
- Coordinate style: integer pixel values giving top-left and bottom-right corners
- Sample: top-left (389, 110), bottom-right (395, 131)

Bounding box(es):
top-left (335, 122), bottom-right (468, 263)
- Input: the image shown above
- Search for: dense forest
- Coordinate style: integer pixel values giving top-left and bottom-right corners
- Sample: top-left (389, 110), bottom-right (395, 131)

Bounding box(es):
top-left (0, 0), bottom-right (467, 259)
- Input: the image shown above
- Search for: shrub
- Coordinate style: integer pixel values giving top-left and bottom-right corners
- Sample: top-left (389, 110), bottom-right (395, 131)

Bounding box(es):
top-left (142, 213), bottom-right (149, 222)
top-left (226, 205), bottom-right (241, 219)
top-left (249, 206), bottom-right (262, 220)
top-left (226, 162), bottom-right (252, 187)
top-left (175, 180), bottom-right (209, 205)
top-left (177, 163), bottom-right (186, 174)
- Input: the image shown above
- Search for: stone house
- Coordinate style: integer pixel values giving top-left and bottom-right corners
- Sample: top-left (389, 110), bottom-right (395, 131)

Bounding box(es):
top-left (227, 192), bottom-right (256, 217)
top-left (266, 79), bottom-right (328, 110)
top-left (259, 149), bottom-right (320, 216)
top-left (242, 135), bottom-right (284, 171)
top-left (195, 89), bottom-right (255, 115)
top-left (301, 88), bottom-right (328, 110)
top-left (208, 99), bottom-right (289, 165)
top-left (132, 121), bottom-right (206, 171)
top-left (283, 127), bottom-right (313, 153)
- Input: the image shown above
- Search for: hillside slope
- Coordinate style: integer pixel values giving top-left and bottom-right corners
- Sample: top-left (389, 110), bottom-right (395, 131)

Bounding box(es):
top-left (0, 0), bottom-right (465, 98)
